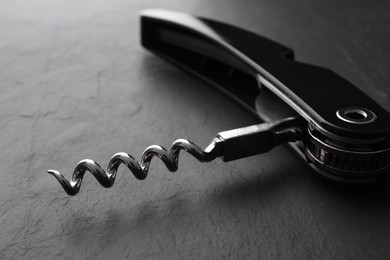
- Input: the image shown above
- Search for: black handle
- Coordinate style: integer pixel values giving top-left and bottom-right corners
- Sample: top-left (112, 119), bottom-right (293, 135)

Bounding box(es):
top-left (141, 9), bottom-right (390, 139)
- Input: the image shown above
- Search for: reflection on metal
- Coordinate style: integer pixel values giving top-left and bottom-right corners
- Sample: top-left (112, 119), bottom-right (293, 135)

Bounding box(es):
top-left (336, 107), bottom-right (377, 124)
top-left (48, 139), bottom-right (222, 196)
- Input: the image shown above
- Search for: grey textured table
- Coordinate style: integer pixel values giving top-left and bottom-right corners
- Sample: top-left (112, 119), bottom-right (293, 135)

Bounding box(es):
top-left (1, 0), bottom-right (390, 259)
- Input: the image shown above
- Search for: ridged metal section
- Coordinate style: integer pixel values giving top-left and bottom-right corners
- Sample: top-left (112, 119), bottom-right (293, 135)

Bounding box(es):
top-left (307, 130), bottom-right (390, 177)
top-left (311, 145), bottom-right (390, 175)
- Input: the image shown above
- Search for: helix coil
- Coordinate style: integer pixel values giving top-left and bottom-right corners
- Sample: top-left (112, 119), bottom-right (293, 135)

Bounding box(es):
top-left (48, 139), bottom-right (219, 196)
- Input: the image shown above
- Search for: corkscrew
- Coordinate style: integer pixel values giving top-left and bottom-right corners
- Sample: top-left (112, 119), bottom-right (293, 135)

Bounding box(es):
top-left (48, 9), bottom-right (390, 195)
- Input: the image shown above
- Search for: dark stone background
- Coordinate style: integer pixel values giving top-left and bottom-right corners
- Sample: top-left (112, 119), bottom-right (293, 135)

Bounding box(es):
top-left (1, 0), bottom-right (390, 259)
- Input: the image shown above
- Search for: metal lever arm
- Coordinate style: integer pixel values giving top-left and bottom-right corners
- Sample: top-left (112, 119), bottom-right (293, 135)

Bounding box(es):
top-left (208, 117), bottom-right (304, 161)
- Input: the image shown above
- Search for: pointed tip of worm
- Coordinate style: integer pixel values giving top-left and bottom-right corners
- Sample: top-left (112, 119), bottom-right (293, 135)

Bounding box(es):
top-left (47, 169), bottom-right (65, 180)
top-left (47, 169), bottom-right (79, 196)
top-left (47, 169), bottom-right (58, 175)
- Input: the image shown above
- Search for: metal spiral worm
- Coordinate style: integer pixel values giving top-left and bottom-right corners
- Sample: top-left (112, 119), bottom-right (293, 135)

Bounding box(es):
top-left (48, 138), bottom-right (222, 196)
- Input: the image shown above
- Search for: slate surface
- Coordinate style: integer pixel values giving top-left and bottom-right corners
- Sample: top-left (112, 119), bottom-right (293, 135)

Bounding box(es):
top-left (1, 0), bottom-right (390, 259)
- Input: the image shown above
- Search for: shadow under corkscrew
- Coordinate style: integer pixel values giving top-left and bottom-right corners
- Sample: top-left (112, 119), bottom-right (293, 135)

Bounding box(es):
top-left (48, 138), bottom-right (222, 196)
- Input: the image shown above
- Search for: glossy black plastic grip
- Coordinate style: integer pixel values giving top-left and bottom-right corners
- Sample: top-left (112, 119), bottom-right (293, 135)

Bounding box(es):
top-left (141, 9), bottom-right (390, 139)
